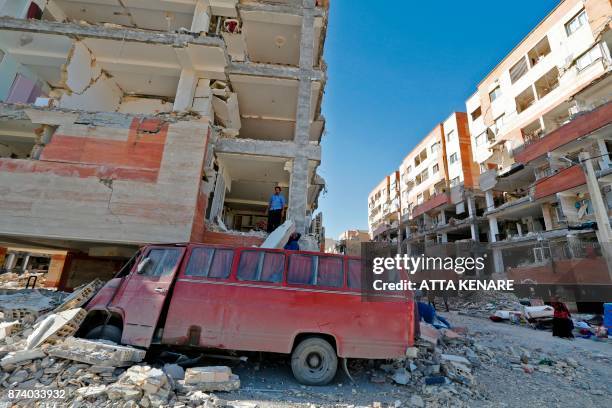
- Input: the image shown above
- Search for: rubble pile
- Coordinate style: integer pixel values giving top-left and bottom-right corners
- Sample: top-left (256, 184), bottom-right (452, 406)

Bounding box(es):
top-left (447, 290), bottom-right (524, 318)
top-left (0, 280), bottom-right (245, 407)
top-left (0, 272), bottom-right (47, 290)
top-left (365, 322), bottom-right (489, 406)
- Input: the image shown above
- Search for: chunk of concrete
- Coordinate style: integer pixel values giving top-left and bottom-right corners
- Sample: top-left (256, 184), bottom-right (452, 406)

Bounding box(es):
top-left (0, 320), bottom-right (21, 340)
top-left (260, 219), bottom-right (295, 249)
top-left (26, 308), bottom-right (86, 350)
top-left (419, 322), bottom-right (441, 345)
top-left (0, 349), bottom-right (46, 369)
top-left (184, 366), bottom-right (231, 384)
top-left (46, 337), bottom-right (146, 367)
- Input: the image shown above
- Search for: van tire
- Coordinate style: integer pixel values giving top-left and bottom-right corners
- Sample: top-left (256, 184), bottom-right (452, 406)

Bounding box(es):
top-left (291, 337), bottom-right (337, 385)
top-left (84, 325), bottom-right (122, 344)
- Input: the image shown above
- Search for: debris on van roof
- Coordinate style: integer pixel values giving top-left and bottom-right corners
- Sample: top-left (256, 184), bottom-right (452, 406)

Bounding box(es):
top-left (260, 219), bottom-right (295, 249)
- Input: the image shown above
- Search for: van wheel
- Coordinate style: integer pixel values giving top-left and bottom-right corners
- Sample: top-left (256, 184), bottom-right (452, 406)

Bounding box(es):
top-left (84, 325), bottom-right (122, 344)
top-left (291, 337), bottom-right (337, 385)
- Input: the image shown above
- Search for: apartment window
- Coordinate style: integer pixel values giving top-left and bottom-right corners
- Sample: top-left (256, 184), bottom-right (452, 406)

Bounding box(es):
top-left (565, 9), bottom-right (587, 36)
top-left (415, 168), bottom-right (429, 185)
top-left (417, 193), bottom-right (424, 205)
top-left (528, 36), bottom-right (551, 67)
top-left (430, 142), bottom-right (440, 154)
top-left (471, 106), bottom-right (482, 121)
top-left (414, 148), bottom-right (427, 167)
top-left (509, 56), bottom-right (529, 84)
top-left (534, 67), bottom-right (560, 99)
top-left (432, 163), bottom-right (439, 174)
top-left (446, 129), bottom-right (455, 142)
top-left (515, 86), bottom-right (536, 113)
top-left (405, 165), bottom-right (412, 174)
top-left (494, 114), bottom-right (505, 131)
top-left (576, 45), bottom-right (603, 71)
top-left (450, 176), bottom-right (460, 187)
top-left (475, 132), bottom-right (486, 146)
top-left (449, 153), bottom-right (458, 164)
top-left (489, 86), bottom-right (502, 102)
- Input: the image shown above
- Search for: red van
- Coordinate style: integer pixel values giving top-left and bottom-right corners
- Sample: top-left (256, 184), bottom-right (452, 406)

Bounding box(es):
top-left (83, 243), bottom-right (414, 385)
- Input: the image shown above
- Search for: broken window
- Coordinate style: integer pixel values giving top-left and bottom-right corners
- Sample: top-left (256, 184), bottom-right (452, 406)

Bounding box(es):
top-left (450, 176), bottom-right (460, 187)
top-left (509, 56), bottom-right (529, 84)
top-left (317, 257), bottom-right (343, 287)
top-left (417, 193), bottom-right (424, 205)
top-left (414, 149), bottom-right (428, 167)
top-left (515, 86), bottom-right (536, 113)
top-left (576, 45), bottom-right (603, 71)
top-left (565, 9), bottom-right (587, 36)
top-left (534, 68), bottom-right (560, 99)
top-left (471, 106), bottom-right (482, 121)
top-left (527, 37), bottom-right (551, 67)
top-left (489, 86), bottom-right (502, 103)
top-left (521, 119), bottom-right (543, 142)
top-left (432, 163), bottom-right (439, 174)
top-left (449, 153), bottom-right (458, 164)
top-left (415, 168), bottom-right (428, 185)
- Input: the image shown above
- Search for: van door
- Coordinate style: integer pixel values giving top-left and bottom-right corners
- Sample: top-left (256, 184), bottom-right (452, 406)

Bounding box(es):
top-left (112, 246), bottom-right (185, 347)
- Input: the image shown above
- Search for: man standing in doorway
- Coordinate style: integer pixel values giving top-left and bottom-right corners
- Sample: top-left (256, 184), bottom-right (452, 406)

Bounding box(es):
top-left (267, 186), bottom-right (286, 233)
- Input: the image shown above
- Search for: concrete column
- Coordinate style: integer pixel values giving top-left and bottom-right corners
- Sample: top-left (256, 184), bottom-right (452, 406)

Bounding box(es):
top-left (191, 0), bottom-right (211, 34)
top-left (31, 125), bottom-right (54, 160)
top-left (467, 196), bottom-right (479, 241)
top-left (488, 216), bottom-right (499, 242)
top-left (288, 0), bottom-right (316, 233)
top-left (45, 253), bottom-right (68, 289)
top-left (21, 254), bottom-right (30, 272)
top-left (541, 203), bottom-right (554, 231)
top-left (4, 253), bottom-right (17, 271)
top-left (173, 69), bottom-right (197, 112)
top-left (439, 211), bottom-right (448, 243)
top-left (492, 248), bottom-right (505, 275)
top-left (580, 151), bottom-right (612, 279)
top-left (287, 155), bottom-right (309, 234)
top-left (0, 247), bottom-right (6, 271)
top-left (597, 138), bottom-right (611, 169)
top-left (485, 190), bottom-right (494, 211)
top-left (516, 223), bottom-right (523, 237)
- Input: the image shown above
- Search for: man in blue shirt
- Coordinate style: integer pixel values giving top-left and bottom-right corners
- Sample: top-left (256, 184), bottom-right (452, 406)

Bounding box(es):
top-left (267, 186), bottom-right (286, 233)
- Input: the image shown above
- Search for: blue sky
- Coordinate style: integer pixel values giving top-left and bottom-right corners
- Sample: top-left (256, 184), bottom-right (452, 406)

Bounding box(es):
top-left (318, 0), bottom-right (560, 239)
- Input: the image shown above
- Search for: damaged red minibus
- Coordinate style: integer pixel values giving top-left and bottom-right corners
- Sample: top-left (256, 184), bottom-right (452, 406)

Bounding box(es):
top-left (82, 243), bottom-right (414, 385)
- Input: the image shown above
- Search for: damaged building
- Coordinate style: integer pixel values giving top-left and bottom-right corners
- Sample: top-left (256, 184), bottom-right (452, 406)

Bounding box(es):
top-left (367, 0), bottom-right (612, 292)
top-left (0, 0), bottom-right (329, 289)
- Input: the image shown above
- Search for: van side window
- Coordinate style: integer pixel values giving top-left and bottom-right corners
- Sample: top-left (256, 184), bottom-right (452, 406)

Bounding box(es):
top-left (209, 249), bottom-right (234, 279)
top-left (317, 257), bottom-right (343, 287)
top-left (185, 247), bottom-right (214, 277)
top-left (347, 259), bottom-right (362, 289)
top-left (185, 247), bottom-right (233, 279)
top-left (142, 248), bottom-right (181, 277)
top-left (237, 251), bottom-right (284, 283)
top-left (288, 254), bottom-right (315, 285)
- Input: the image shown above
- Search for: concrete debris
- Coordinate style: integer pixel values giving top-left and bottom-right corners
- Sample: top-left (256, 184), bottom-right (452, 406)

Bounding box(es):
top-left (179, 366), bottom-right (240, 393)
top-left (47, 337), bottom-right (146, 366)
top-left (0, 289), bottom-right (64, 320)
top-left (0, 272), bottom-right (47, 289)
top-left (26, 308), bottom-right (87, 349)
top-left (0, 320), bottom-right (21, 340)
top-left (53, 279), bottom-right (105, 313)
top-left (260, 219), bottom-right (295, 249)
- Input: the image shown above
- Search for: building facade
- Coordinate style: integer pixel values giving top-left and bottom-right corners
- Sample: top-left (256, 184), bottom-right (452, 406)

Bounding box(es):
top-left (0, 0), bottom-right (330, 289)
top-left (367, 171), bottom-right (400, 241)
top-left (367, 0), bottom-right (612, 290)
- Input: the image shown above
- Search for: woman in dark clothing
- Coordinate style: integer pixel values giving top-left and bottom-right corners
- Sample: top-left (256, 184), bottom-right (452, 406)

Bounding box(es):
top-left (284, 233), bottom-right (301, 250)
top-left (551, 298), bottom-right (574, 339)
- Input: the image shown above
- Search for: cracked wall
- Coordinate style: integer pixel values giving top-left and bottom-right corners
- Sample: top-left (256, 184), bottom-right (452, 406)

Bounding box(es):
top-left (0, 114), bottom-right (211, 245)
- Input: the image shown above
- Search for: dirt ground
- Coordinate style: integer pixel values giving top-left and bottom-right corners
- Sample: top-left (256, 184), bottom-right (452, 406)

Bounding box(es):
top-left (211, 312), bottom-right (612, 408)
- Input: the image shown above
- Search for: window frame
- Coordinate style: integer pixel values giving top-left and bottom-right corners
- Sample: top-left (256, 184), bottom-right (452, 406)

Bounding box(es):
top-left (489, 86), bottom-right (502, 102)
top-left (565, 9), bottom-right (587, 36)
top-left (432, 163), bottom-right (439, 174)
top-left (236, 249), bottom-right (285, 284)
top-left (449, 152), bottom-right (458, 164)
